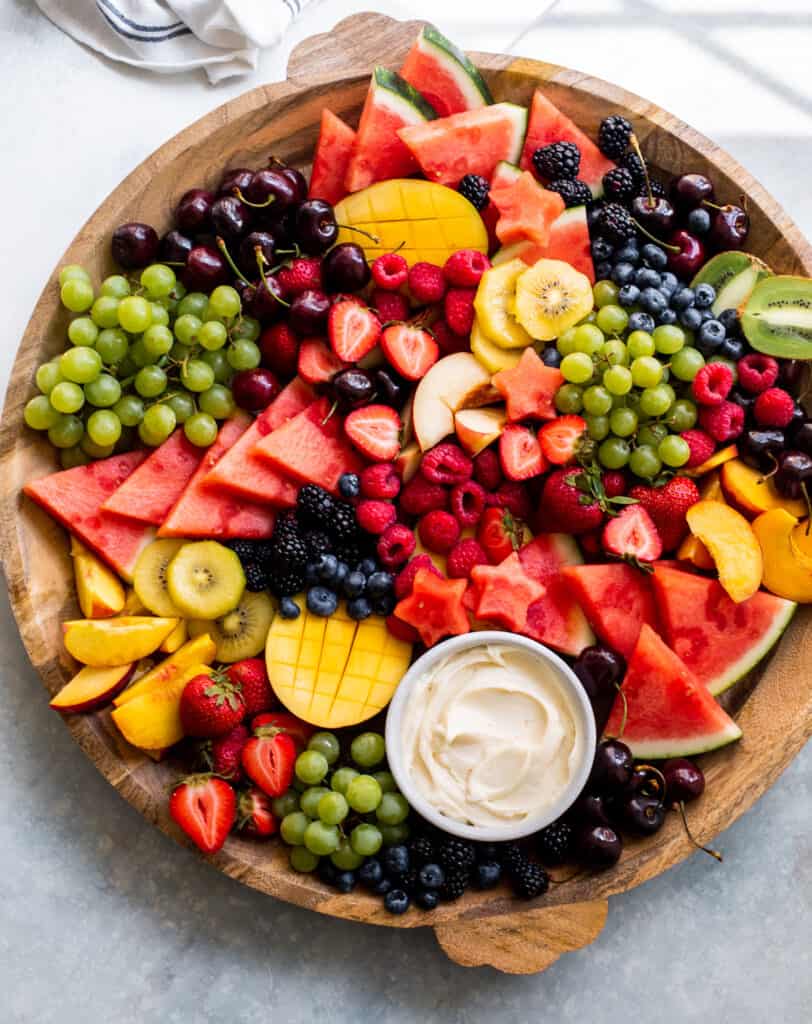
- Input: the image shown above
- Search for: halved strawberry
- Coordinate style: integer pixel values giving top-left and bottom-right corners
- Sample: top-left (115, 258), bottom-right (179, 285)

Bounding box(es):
top-left (498, 424), bottom-right (547, 481)
top-left (241, 730), bottom-right (296, 797)
top-left (602, 504), bottom-right (663, 562)
top-left (328, 300), bottom-right (381, 362)
top-left (477, 506), bottom-right (522, 564)
top-left (380, 324), bottom-right (439, 381)
top-left (538, 415), bottom-right (587, 465)
top-left (236, 787), bottom-right (277, 839)
top-left (168, 774), bottom-right (236, 855)
top-left (344, 404), bottom-right (402, 462)
top-left (297, 337), bottom-right (348, 385)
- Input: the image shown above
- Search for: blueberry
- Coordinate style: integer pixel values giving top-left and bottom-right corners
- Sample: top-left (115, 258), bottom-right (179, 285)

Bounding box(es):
top-left (384, 889), bottom-right (410, 914)
top-left (718, 308), bottom-right (739, 332)
top-left (279, 596), bottom-right (301, 619)
top-left (358, 557), bottom-right (377, 576)
top-left (347, 596), bottom-right (372, 620)
top-left (338, 473), bottom-right (360, 499)
top-left (334, 870), bottom-right (357, 894)
top-left (306, 586), bottom-right (338, 617)
top-left (414, 888), bottom-right (439, 910)
top-left (688, 207), bottom-right (711, 235)
top-left (635, 267), bottom-right (661, 289)
top-left (344, 570), bottom-right (366, 598)
top-left (694, 283), bottom-right (716, 309)
top-left (367, 571), bottom-right (393, 598)
top-left (541, 346), bottom-right (562, 368)
top-left (671, 287), bottom-right (695, 311)
top-left (591, 239), bottom-right (614, 262)
top-left (595, 260), bottom-right (612, 281)
top-left (657, 308), bottom-right (678, 326)
top-left (305, 561), bottom-right (320, 586)
top-left (474, 861), bottom-right (502, 890)
top-left (383, 844), bottom-right (410, 877)
top-left (679, 307), bottom-right (703, 331)
top-left (641, 243), bottom-right (668, 270)
top-left (659, 271), bottom-right (679, 297)
top-left (418, 864), bottom-right (445, 890)
top-left (699, 319), bottom-right (726, 347)
top-left (640, 287), bottom-right (667, 315)
top-left (614, 244), bottom-right (640, 265)
top-left (334, 561), bottom-right (349, 589)
top-left (359, 858), bottom-right (383, 888)
top-left (610, 261), bottom-right (635, 285)
top-left (372, 593), bottom-right (396, 617)
top-left (628, 311), bottom-right (656, 334)
top-left (371, 876), bottom-right (393, 895)
top-left (318, 858), bottom-right (338, 886)
top-left (318, 553), bottom-right (338, 582)
top-left (721, 337), bottom-right (745, 361)
top-left (618, 283), bottom-right (640, 308)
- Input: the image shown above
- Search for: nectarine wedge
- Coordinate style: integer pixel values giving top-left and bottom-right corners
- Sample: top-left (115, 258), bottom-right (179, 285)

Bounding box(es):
top-left (454, 406), bottom-right (506, 456)
top-left (113, 632), bottom-right (216, 706)
top-left (111, 662), bottom-right (213, 750)
top-left (753, 509), bottom-right (812, 603)
top-left (412, 353), bottom-right (497, 451)
top-left (790, 520), bottom-right (812, 571)
top-left (684, 444), bottom-right (738, 477)
top-left (50, 663), bottom-right (135, 714)
top-left (160, 619), bottom-right (188, 654)
top-left (677, 473), bottom-right (724, 569)
top-left (685, 500), bottom-right (762, 603)
top-left (721, 458), bottom-right (806, 519)
top-left (71, 538), bottom-right (125, 619)
top-left (63, 616), bottom-right (178, 667)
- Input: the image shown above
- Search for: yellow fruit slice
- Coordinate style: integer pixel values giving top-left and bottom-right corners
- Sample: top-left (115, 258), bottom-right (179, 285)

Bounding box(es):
top-left (63, 616), bottom-right (179, 667)
top-left (470, 317), bottom-right (522, 373)
top-left (113, 632), bottom-right (216, 706)
top-left (685, 500), bottom-right (763, 603)
top-left (160, 619), bottom-right (188, 653)
top-left (333, 179), bottom-right (487, 267)
top-left (474, 260), bottom-right (533, 350)
top-left (71, 537), bottom-right (125, 619)
top-left (111, 663), bottom-right (213, 751)
top-left (753, 508), bottom-right (812, 602)
top-left (514, 259), bottom-right (593, 341)
top-left (133, 538), bottom-right (186, 618)
top-left (166, 540), bottom-right (245, 620)
top-left (187, 591), bottom-right (274, 662)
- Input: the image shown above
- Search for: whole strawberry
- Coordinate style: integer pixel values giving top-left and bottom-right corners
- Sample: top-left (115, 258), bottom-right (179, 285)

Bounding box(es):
top-left (206, 723), bottom-right (250, 782)
top-left (180, 673), bottom-right (246, 738)
top-left (277, 257), bottom-right (323, 297)
top-left (629, 476), bottom-right (700, 551)
top-left (236, 787), bottom-right (277, 839)
top-left (540, 468), bottom-right (604, 534)
top-left (226, 658), bottom-right (274, 717)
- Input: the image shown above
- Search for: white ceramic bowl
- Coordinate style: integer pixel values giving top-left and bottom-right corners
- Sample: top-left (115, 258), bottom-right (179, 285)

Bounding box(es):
top-left (385, 631), bottom-right (597, 842)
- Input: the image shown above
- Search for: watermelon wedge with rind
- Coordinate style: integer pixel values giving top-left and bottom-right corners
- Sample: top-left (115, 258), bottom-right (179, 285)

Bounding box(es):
top-left (399, 103), bottom-right (528, 187)
top-left (604, 624), bottom-right (742, 758)
top-left (24, 451), bottom-right (154, 581)
top-left (561, 563), bottom-right (658, 659)
top-left (400, 24), bottom-right (492, 117)
top-left (651, 564), bottom-right (796, 696)
top-left (345, 67), bottom-right (437, 194)
top-left (518, 533), bottom-right (595, 656)
top-left (309, 109), bottom-right (356, 206)
top-left (492, 207), bottom-right (595, 283)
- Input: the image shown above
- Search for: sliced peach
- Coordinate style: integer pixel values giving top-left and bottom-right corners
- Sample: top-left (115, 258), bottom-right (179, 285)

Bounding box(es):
top-left (114, 632), bottom-right (216, 706)
top-left (454, 406), bottom-right (506, 456)
top-left (790, 520), bottom-right (812, 571)
top-left (111, 662), bottom-right (213, 750)
top-left (63, 616), bottom-right (178, 667)
top-left (122, 588), bottom-right (149, 615)
top-left (50, 663), bottom-right (135, 714)
top-left (753, 508), bottom-right (812, 602)
top-left (721, 458), bottom-right (806, 519)
top-left (160, 619), bottom-right (188, 654)
top-left (71, 538), bottom-right (125, 619)
top-left (677, 473), bottom-right (725, 568)
top-left (684, 444), bottom-right (738, 478)
top-left (394, 440), bottom-right (422, 483)
top-left (685, 500), bottom-right (762, 603)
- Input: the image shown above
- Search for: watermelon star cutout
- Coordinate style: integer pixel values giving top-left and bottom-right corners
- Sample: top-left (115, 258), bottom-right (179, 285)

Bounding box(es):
top-left (470, 553), bottom-right (546, 633)
top-left (492, 347), bottom-right (563, 422)
top-left (393, 569), bottom-right (470, 647)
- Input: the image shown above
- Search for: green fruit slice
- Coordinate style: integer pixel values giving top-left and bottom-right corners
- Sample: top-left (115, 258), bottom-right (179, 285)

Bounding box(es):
top-left (188, 591), bottom-right (274, 662)
top-left (740, 275), bottom-right (812, 359)
top-left (166, 540), bottom-right (245, 619)
top-left (133, 539), bottom-right (186, 617)
top-left (690, 251), bottom-right (771, 316)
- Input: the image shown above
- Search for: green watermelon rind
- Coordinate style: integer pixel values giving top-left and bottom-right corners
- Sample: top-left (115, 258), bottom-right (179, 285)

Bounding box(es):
top-left (372, 66), bottom-right (437, 123)
top-left (496, 105), bottom-right (530, 166)
top-left (419, 24), bottom-right (493, 108)
top-left (491, 160), bottom-right (522, 187)
top-left (619, 718), bottom-right (743, 760)
top-left (705, 598), bottom-right (797, 696)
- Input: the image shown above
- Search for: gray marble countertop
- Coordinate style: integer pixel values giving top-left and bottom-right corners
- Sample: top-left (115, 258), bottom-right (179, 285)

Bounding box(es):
top-left (1, 2), bottom-right (810, 1021)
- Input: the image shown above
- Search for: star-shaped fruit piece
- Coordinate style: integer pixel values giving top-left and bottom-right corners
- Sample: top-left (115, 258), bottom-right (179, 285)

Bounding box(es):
top-left (492, 347), bottom-right (563, 422)
top-left (393, 569), bottom-right (469, 647)
top-left (470, 553), bottom-right (546, 633)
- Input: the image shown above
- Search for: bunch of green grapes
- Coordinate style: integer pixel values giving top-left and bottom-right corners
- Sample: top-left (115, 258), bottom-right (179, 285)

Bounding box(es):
top-left (553, 279), bottom-right (730, 480)
top-left (24, 262), bottom-right (262, 468)
top-left (276, 730), bottom-right (411, 874)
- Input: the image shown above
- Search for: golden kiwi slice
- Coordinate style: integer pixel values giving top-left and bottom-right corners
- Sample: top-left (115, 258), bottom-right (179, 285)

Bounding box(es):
top-left (133, 539), bottom-right (186, 617)
top-left (166, 540), bottom-right (245, 620)
top-left (473, 259), bottom-right (534, 349)
top-left (188, 591), bottom-right (274, 662)
top-left (514, 258), bottom-right (593, 340)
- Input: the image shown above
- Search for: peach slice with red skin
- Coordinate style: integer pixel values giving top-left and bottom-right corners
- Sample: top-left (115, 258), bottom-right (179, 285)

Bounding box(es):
top-left (111, 663), bottom-right (214, 751)
top-left (720, 458), bottom-right (807, 519)
top-left (71, 537), bottom-right (125, 619)
top-left (454, 407), bottom-right (507, 456)
top-left (113, 633), bottom-right (216, 706)
top-left (752, 508), bottom-right (812, 602)
top-left (63, 616), bottom-right (179, 667)
top-left (685, 500), bottom-right (762, 603)
top-left (50, 664), bottom-right (136, 714)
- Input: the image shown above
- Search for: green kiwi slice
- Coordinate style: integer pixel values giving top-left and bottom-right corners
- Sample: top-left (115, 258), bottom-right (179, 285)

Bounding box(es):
top-left (740, 275), bottom-right (812, 360)
top-left (691, 251), bottom-right (771, 316)
top-left (166, 540), bottom-right (245, 619)
top-left (188, 591), bottom-right (274, 662)
top-left (133, 539), bottom-right (186, 617)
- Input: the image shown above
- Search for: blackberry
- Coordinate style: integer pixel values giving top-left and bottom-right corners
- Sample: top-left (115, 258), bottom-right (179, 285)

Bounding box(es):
top-left (638, 179), bottom-right (666, 200)
top-left (244, 562), bottom-right (269, 592)
top-left (330, 501), bottom-right (360, 544)
top-left (457, 173), bottom-right (490, 211)
top-left (437, 837), bottom-right (476, 873)
top-left (536, 821), bottom-right (574, 866)
top-left (499, 842), bottom-right (525, 873)
top-left (267, 565), bottom-right (306, 598)
top-left (226, 539), bottom-right (261, 563)
top-left (548, 178), bottom-right (593, 208)
top-left (297, 484), bottom-right (334, 528)
top-left (336, 540), bottom-right (369, 567)
top-left (439, 867), bottom-right (469, 902)
top-left (532, 140), bottom-right (580, 181)
top-left (599, 203), bottom-right (636, 244)
top-left (271, 530), bottom-right (308, 569)
top-left (305, 530), bottom-right (332, 558)
top-left (598, 114), bottom-right (633, 158)
top-left (620, 150), bottom-right (646, 185)
top-left (410, 835), bottom-right (437, 866)
top-left (509, 859), bottom-right (550, 900)
top-left (602, 167), bottom-right (636, 203)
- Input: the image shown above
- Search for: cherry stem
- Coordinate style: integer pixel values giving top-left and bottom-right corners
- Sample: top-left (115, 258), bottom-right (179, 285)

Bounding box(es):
top-left (802, 480), bottom-right (811, 523)
top-left (216, 236), bottom-right (250, 285)
top-left (630, 216), bottom-right (680, 253)
top-left (677, 800), bottom-right (723, 862)
top-left (633, 763), bottom-right (667, 800)
top-left (335, 223), bottom-right (381, 244)
top-left (629, 132), bottom-right (653, 206)
top-left (255, 249), bottom-right (290, 307)
top-left (322, 400), bottom-right (338, 426)
top-left (233, 187), bottom-right (276, 209)
top-left (614, 684), bottom-right (628, 739)
top-left (757, 453), bottom-right (780, 483)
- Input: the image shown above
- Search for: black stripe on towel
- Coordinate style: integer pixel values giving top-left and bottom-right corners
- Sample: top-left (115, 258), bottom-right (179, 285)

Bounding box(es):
top-left (96, 3), bottom-right (192, 42)
top-left (98, 0), bottom-right (183, 32)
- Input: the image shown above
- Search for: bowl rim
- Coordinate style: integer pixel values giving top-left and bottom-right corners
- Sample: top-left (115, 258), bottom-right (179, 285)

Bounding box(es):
top-left (385, 630), bottom-right (597, 842)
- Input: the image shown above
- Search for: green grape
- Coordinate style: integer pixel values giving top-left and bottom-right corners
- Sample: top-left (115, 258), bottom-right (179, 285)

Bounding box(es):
top-left (68, 316), bottom-right (99, 347)
top-left (142, 324), bottom-right (174, 359)
top-left (150, 303), bottom-right (170, 327)
top-left (280, 811), bottom-right (309, 845)
top-left (141, 403), bottom-right (176, 445)
top-left (174, 314), bottom-right (201, 345)
top-left (177, 292), bottom-right (209, 319)
top-left (295, 750), bottom-right (329, 785)
top-left (630, 356), bottom-right (664, 389)
top-left (560, 352), bottom-right (594, 385)
top-left (86, 409), bottom-right (122, 447)
top-left (586, 414), bottom-right (610, 441)
top-left (670, 346), bottom-right (705, 382)
top-left (629, 444), bottom-right (663, 479)
top-left (331, 837), bottom-right (364, 870)
top-left (35, 361), bottom-right (63, 395)
top-left (208, 285), bottom-right (241, 320)
top-left (373, 771), bottom-right (397, 794)
top-left (330, 766), bottom-right (359, 795)
top-left (625, 390), bottom-right (643, 415)
top-left (289, 846), bottom-right (319, 873)
top-left (114, 394), bottom-right (145, 427)
top-left (118, 295), bottom-right (153, 334)
top-left (140, 263), bottom-right (176, 299)
top-left (50, 381), bottom-right (85, 414)
top-left (198, 385), bottom-right (235, 420)
top-left (609, 406), bottom-right (638, 438)
top-left (661, 383), bottom-right (676, 407)
top-left (60, 346), bottom-right (102, 385)
top-left (658, 435), bottom-right (691, 468)
top-left (318, 791), bottom-right (349, 826)
top-left (166, 392), bottom-right (196, 424)
top-left (556, 327), bottom-right (578, 357)
top-left (350, 823), bottom-right (383, 857)
top-left (573, 324), bottom-right (605, 355)
top-left (603, 364), bottom-right (633, 396)
top-left (627, 330), bottom-right (655, 358)
top-left (171, 280), bottom-right (187, 302)
top-left (346, 774), bottom-right (383, 813)
top-left (638, 423), bottom-right (669, 449)
top-left (380, 823), bottom-right (411, 846)
top-left (227, 339), bottom-right (261, 371)
top-left (60, 445), bottom-right (90, 469)
top-left (84, 374), bottom-right (121, 408)
top-left (593, 280), bottom-right (619, 308)
top-left (554, 383), bottom-right (583, 414)
top-left (197, 321), bottom-right (227, 352)
top-left (271, 791), bottom-right (300, 819)
top-left (134, 365), bottom-right (168, 398)
top-left (100, 275), bottom-right (130, 299)
top-left (95, 328), bottom-right (129, 365)
top-left (130, 338), bottom-right (154, 369)
top-left (90, 296), bottom-right (120, 329)
top-left (639, 385), bottom-right (673, 417)
top-left (300, 786), bottom-right (331, 819)
top-left (201, 349), bottom-right (232, 384)
top-left (598, 437), bottom-right (631, 469)
top-left (81, 437), bottom-right (115, 459)
top-left (59, 264), bottom-right (90, 287)
top-left (596, 304), bottom-right (629, 336)
top-left (48, 414), bottom-right (84, 448)
top-left (181, 359), bottom-right (216, 393)
top-left (60, 278), bottom-right (94, 313)
top-left (307, 731), bottom-right (340, 765)
top-left (184, 412), bottom-right (218, 447)
top-left (350, 732), bottom-right (386, 768)
top-left (232, 316), bottom-right (261, 343)
top-left (652, 324), bottom-right (685, 355)
top-left (666, 399), bottom-right (698, 433)
top-left (303, 820), bottom-right (340, 856)
top-left (602, 339), bottom-right (629, 366)
top-left (580, 310), bottom-right (598, 324)
top-left (24, 395), bottom-right (61, 430)
top-left (582, 385), bottom-right (613, 416)
top-left (375, 791), bottom-right (409, 826)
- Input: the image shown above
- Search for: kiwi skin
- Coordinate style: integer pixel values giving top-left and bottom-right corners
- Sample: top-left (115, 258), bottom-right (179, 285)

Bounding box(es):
top-left (188, 591), bottom-right (274, 662)
top-left (740, 274), bottom-right (812, 359)
top-left (133, 539), bottom-right (185, 618)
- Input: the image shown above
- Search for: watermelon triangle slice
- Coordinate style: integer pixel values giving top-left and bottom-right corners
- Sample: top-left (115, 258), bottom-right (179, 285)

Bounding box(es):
top-left (651, 564), bottom-right (796, 696)
top-left (518, 534), bottom-right (595, 656)
top-left (158, 413), bottom-right (276, 539)
top-left (308, 109), bottom-right (356, 206)
top-left (561, 563), bottom-right (659, 659)
top-left (605, 624), bottom-right (742, 757)
top-left (399, 24), bottom-right (493, 117)
top-left (493, 206), bottom-right (596, 283)
top-left (24, 452), bottom-right (155, 581)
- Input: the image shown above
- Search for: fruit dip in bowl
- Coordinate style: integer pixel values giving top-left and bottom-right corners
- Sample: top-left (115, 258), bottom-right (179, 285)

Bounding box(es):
top-left (386, 632), bottom-right (596, 841)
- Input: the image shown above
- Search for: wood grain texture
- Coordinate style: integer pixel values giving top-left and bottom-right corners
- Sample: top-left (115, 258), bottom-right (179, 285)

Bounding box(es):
top-left (1, 11), bottom-right (811, 975)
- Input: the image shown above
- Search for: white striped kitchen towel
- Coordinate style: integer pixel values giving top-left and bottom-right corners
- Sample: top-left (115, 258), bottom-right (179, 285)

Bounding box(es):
top-left (34, 0), bottom-right (311, 83)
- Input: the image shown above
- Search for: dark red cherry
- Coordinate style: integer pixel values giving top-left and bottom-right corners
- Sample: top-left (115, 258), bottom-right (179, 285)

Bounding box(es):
top-left (280, 166), bottom-right (308, 202)
top-left (569, 792), bottom-right (612, 827)
top-left (111, 222), bottom-right (159, 269)
top-left (576, 825), bottom-right (622, 870)
top-left (295, 199), bottom-right (338, 254)
top-left (670, 173), bottom-right (714, 209)
top-left (662, 758), bottom-right (705, 804)
top-left (589, 738), bottom-right (634, 793)
top-left (219, 168), bottom-right (254, 197)
top-left (231, 368), bottom-right (281, 412)
top-left (158, 229), bottom-right (193, 265)
top-left (322, 243), bottom-right (371, 293)
top-left (374, 367), bottom-right (408, 409)
top-left (239, 231), bottom-right (277, 277)
top-left (792, 421), bottom-right (812, 456)
top-left (774, 450), bottom-right (812, 499)
top-left (211, 195), bottom-right (251, 239)
top-left (667, 230), bottom-right (705, 277)
top-left (289, 289), bottom-right (331, 334)
top-left (245, 168), bottom-right (297, 210)
top-left (332, 368), bottom-right (376, 411)
top-left (175, 188), bottom-right (215, 234)
top-left (182, 245), bottom-right (229, 291)
top-left (631, 195), bottom-right (675, 233)
top-left (573, 645), bottom-right (625, 735)
top-left (710, 205), bottom-right (749, 249)
top-left (620, 794), bottom-right (666, 836)
top-left (243, 276), bottom-right (287, 323)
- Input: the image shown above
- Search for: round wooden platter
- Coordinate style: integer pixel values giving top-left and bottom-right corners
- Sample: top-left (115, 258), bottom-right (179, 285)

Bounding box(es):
top-left (1, 11), bottom-right (811, 975)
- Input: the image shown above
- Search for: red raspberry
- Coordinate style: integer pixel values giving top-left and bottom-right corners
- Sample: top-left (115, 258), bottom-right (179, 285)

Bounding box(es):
top-left (443, 288), bottom-right (476, 336)
top-left (492, 481), bottom-right (532, 521)
top-left (385, 614), bottom-right (420, 644)
top-left (408, 262), bottom-right (446, 303)
top-left (420, 442), bottom-right (473, 485)
top-left (698, 400), bottom-right (745, 442)
top-left (259, 323), bottom-right (300, 377)
top-left (360, 462), bottom-right (401, 500)
top-left (443, 249), bottom-right (491, 287)
top-left (692, 362), bottom-right (734, 406)
top-left (473, 448), bottom-right (503, 491)
top-left (277, 257), bottom-right (322, 297)
top-left (394, 554), bottom-right (442, 599)
top-left (399, 475), bottom-right (448, 516)
top-left (737, 353), bottom-right (779, 394)
top-left (432, 319), bottom-right (469, 355)
top-left (418, 509), bottom-right (461, 554)
top-left (602, 471), bottom-right (627, 498)
top-left (450, 479), bottom-right (486, 527)
top-left (355, 499), bottom-right (397, 535)
top-left (371, 252), bottom-right (408, 291)
top-left (681, 428), bottom-right (716, 468)
top-left (754, 387), bottom-right (796, 428)
top-left (446, 538), bottom-right (489, 579)
top-left (372, 288), bottom-right (410, 324)
top-left (376, 523), bottom-right (416, 569)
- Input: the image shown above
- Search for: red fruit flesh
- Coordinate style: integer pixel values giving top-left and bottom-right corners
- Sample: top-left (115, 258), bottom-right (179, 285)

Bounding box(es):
top-left (101, 432), bottom-right (203, 525)
top-left (561, 562), bottom-right (658, 659)
top-left (602, 505), bottom-right (663, 562)
top-left (250, 711), bottom-right (314, 752)
top-left (476, 505), bottom-right (521, 564)
top-left (344, 404), bottom-right (402, 462)
top-left (491, 171), bottom-right (566, 247)
top-left (169, 776), bottom-right (236, 855)
top-left (518, 533), bottom-right (596, 656)
top-left (538, 415), bottom-right (586, 465)
top-left (492, 347), bottom-right (563, 422)
top-left (298, 338), bottom-right (349, 385)
top-left (308, 109), bottom-right (356, 206)
top-left (470, 552), bottom-right (545, 632)
top-left (393, 568), bottom-right (469, 647)
top-left (380, 324), bottom-right (439, 381)
top-left (241, 732), bottom-right (297, 797)
top-left (329, 301), bottom-right (382, 363)
top-left (499, 424), bottom-right (546, 480)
